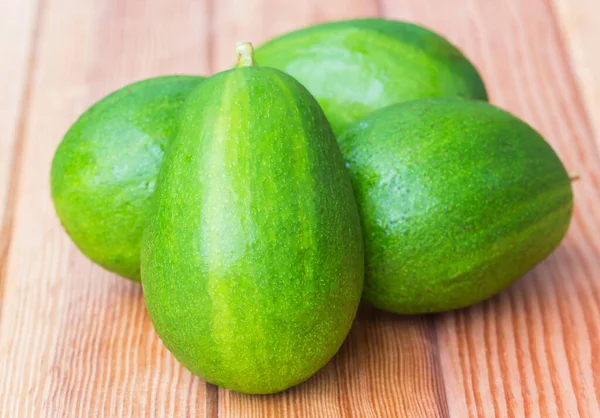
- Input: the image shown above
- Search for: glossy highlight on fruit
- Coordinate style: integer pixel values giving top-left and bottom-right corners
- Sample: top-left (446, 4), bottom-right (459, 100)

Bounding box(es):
top-left (338, 97), bottom-right (573, 314)
top-left (50, 75), bottom-right (203, 280)
top-left (255, 18), bottom-right (487, 135)
top-left (141, 43), bottom-right (364, 394)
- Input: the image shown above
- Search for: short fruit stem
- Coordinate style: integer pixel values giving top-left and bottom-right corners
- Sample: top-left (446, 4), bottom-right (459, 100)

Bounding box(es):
top-left (236, 41), bottom-right (256, 68)
top-left (568, 172), bottom-right (580, 182)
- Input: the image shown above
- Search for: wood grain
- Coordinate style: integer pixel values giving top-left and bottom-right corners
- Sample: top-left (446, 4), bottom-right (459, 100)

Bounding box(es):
top-left (379, 0), bottom-right (600, 416)
top-left (0, 0), bottom-right (40, 299)
top-left (0, 0), bottom-right (214, 416)
top-left (219, 307), bottom-right (448, 418)
top-left (550, 0), bottom-right (600, 141)
top-left (1, 0), bottom-right (600, 416)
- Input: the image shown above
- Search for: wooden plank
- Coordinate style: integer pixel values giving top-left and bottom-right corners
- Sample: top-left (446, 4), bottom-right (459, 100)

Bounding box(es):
top-left (211, 1), bottom-right (449, 417)
top-left (380, 0), bottom-right (600, 416)
top-left (0, 0), bottom-right (39, 295)
top-left (0, 0), bottom-right (216, 416)
top-left (550, 0), bottom-right (600, 141)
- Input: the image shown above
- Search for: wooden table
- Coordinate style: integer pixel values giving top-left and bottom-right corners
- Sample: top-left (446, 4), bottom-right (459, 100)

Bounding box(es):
top-left (1, 0), bottom-right (599, 416)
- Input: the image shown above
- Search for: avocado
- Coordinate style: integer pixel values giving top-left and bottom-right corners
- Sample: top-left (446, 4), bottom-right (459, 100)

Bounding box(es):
top-left (50, 75), bottom-right (203, 280)
top-left (141, 43), bottom-right (364, 394)
top-left (255, 18), bottom-right (487, 135)
top-left (338, 98), bottom-right (573, 314)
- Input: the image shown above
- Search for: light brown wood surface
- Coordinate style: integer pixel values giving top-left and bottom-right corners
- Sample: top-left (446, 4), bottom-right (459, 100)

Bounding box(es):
top-left (551, 0), bottom-right (600, 142)
top-left (0, 0), bottom-right (39, 293)
top-left (0, 0), bottom-right (598, 416)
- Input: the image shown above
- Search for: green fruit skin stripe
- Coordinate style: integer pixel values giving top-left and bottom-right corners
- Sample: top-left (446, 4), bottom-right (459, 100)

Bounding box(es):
top-left (338, 98), bottom-right (573, 314)
top-left (141, 65), bottom-right (364, 394)
top-left (50, 75), bottom-right (203, 280)
top-left (255, 18), bottom-right (488, 136)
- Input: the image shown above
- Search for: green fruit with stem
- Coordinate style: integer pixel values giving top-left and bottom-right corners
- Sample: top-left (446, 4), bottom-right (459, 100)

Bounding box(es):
top-left (141, 43), bottom-right (364, 394)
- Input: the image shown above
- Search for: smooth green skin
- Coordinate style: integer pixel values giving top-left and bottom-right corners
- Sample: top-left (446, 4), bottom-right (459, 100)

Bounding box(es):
top-left (254, 18), bottom-right (488, 136)
top-left (50, 75), bottom-right (203, 280)
top-left (141, 65), bottom-right (364, 394)
top-left (338, 98), bottom-right (573, 314)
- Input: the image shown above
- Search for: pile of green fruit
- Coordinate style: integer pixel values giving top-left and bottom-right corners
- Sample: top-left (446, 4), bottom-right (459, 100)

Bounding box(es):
top-left (50, 19), bottom-right (574, 394)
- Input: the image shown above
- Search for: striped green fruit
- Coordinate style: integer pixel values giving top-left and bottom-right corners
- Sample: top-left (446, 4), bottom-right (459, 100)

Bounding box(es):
top-left (50, 75), bottom-right (203, 280)
top-left (141, 43), bottom-right (364, 394)
top-left (338, 98), bottom-right (573, 314)
top-left (255, 18), bottom-right (487, 136)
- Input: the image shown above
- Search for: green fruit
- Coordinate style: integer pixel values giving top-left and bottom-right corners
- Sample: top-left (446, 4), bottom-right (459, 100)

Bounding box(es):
top-left (50, 75), bottom-right (204, 280)
top-left (141, 43), bottom-right (364, 394)
top-left (338, 98), bottom-right (573, 314)
top-left (255, 18), bottom-right (487, 136)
